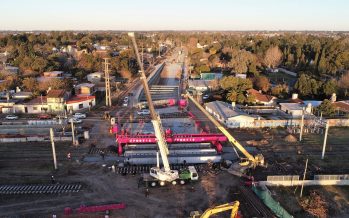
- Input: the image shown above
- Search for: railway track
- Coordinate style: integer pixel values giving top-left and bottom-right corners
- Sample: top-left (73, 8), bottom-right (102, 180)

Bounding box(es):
top-left (238, 185), bottom-right (275, 218)
top-left (0, 183), bottom-right (82, 195)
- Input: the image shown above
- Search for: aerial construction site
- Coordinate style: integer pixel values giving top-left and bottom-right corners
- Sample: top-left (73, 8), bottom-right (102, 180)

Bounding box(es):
top-left (0, 32), bottom-right (348, 218)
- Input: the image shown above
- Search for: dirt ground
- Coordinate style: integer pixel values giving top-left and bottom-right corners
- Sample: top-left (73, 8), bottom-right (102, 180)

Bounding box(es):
top-left (229, 127), bottom-right (349, 218)
top-left (0, 158), bottom-right (240, 217)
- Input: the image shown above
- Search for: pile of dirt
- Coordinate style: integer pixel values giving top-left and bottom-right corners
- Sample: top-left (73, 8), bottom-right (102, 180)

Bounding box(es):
top-left (300, 191), bottom-right (328, 218)
top-left (246, 139), bottom-right (269, 146)
top-left (284, 134), bottom-right (297, 142)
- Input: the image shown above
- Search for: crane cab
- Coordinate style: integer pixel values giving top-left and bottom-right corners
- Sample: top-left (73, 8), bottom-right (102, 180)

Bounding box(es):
top-left (188, 166), bottom-right (199, 180)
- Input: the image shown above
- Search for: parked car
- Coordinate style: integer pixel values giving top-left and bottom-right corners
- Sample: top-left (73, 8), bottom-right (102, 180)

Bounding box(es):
top-left (137, 109), bottom-right (150, 115)
top-left (5, 114), bottom-right (18, 120)
top-left (37, 114), bottom-right (51, 120)
top-left (123, 96), bottom-right (129, 102)
top-left (73, 113), bottom-right (86, 119)
top-left (68, 118), bottom-right (82, 124)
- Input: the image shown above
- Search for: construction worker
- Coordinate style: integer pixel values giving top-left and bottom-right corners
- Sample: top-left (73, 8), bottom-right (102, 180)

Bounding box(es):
top-left (145, 188), bottom-right (149, 197)
top-left (51, 176), bottom-right (56, 184)
top-left (67, 152), bottom-right (71, 161)
top-left (100, 151), bottom-right (105, 160)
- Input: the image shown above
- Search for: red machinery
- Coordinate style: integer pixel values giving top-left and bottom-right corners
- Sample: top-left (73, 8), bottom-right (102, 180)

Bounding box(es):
top-left (116, 129), bottom-right (227, 155)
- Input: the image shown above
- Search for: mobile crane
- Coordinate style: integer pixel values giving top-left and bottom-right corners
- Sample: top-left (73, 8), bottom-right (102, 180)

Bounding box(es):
top-left (190, 201), bottom-right (240, 218)
top-left (128, 32), bottom-right (198, 186)
top-left (187, 95), bottom-right (265, 177)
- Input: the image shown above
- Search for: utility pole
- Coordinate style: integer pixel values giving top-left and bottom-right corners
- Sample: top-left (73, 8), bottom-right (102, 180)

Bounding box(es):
top-left (158, 43), bottom-right (161, 57)
top-left (104, 58), bottom-right (112, 107)
top-left (299, 112), bottom-right (304, 141)
top-left (71, 121), bottom-right (75, 146)
top-left (321, 121), bottom-right (330, 159)
top-left (300, 158), bottom-right (308, 198)
top-left (141, 43), bottom-right (144, 65)
top-left (50, 128), bottom-right (58, 170)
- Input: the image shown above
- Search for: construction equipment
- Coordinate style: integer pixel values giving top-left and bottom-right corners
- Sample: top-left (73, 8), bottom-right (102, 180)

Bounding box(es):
top-left (190, 201), bottom-right (240, 218)
top-left (187, 95), bottom-right (265, 177)
top-left (128, 32), bottom-right (198, 186)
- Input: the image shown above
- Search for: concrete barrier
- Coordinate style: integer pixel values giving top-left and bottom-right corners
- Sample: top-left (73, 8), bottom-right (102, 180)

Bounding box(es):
top-left (0, 136), bottom-right (72, 143)
top-left (260, 174), bottom-right (349, 186)
top-left (135, 62), bottom-right (165, 103)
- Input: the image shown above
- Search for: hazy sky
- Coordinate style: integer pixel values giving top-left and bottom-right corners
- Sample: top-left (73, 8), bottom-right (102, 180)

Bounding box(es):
top-left (1, 0), bottom-right (348, 31)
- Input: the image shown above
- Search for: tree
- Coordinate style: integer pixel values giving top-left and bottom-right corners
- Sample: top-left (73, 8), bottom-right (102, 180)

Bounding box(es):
top-left (38, 78), bottom-right (65, 92)
top-left (254, 76), bottom-right (270, 92)
top-left (317, 99), bottom-right (335, 116)
top-left (22, 77), bottom-right (38, 93)
top-left (294, 74), bottom-right (321, 98)
top-left (271, 84), bottom-right (289, 98)
top-left (339, 71), bottom-right (349, 96)
top-left (31, 57), bottom-right (48, 73)
top-left (0, 74), bottom-right (18, 91)
top-left (246, 94), bottom-right (256, 104)
top-left (322, 79), bottom-right (338, 97)
top-left (264, 46), bottom-right (282, 68)
top-left (220, 76), bottom-right (253, 103)
top-left (226, 90), bottom-right (237, 102)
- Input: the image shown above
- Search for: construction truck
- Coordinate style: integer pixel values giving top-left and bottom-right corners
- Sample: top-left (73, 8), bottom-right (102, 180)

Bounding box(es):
top-left (129, 32), bottom-right (199, 187)
top-left (187, 94), bottom-right (266, 177)
top-left (190, 201), bottom-right (241, 218)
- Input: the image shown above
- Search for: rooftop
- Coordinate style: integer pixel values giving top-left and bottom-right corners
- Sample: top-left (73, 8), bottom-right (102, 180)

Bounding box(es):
top-left (24, 96), bottom-right (47, 105)
top-left (205, 101), bottom-right (249, 120)
top-left (47, 89), bottom-right (65, 98)
top-left (279, 102), bottom-right (304, 110)
top-left (247, 89), bottom-right (276, 103)
top-left (66, 95), bottom-right (95, 104)
top-left (75, 83), bottom-right (95, 88)
top-left (333, 100), bottom-right (349, 112)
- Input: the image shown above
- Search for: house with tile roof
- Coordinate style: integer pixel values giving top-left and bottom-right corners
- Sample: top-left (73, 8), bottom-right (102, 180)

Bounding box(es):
top-left (246, 89), bottom-right (277, 106)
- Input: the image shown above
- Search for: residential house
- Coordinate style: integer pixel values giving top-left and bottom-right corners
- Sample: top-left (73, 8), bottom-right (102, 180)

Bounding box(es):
top-left (22, 96), bottom-right (48, 114)
top-left (66, 95), bottom-right (96, 112)
top-left (75, 83), bottom-right (95, 96)
top-left (87, 72), bottom-right (104, 83)
top-left (288, 93), bottom-right (304, 104)
top-left (3, 65), bottom-right (19, 74)
top-left (205, 101), bottom-right (255, 128)
top-left (234, 74), bottom-right (247, 79)
top-left (43, 71), bottom-right (65, 77)
top-left (188, 80), bottom-right (209, 92)
top-left (11, 92), bottom-right (33, 100)
top-left (46, 89), bottom-right (69, 112)
top-left (332, 100), bottom-right (349, 115)
top-left (246, 89), bottom-right (277, 106)
top-left (200, 72), bottom-right (223, 80)
top-left (279, 103), bottom-right (312, 117)
top-left (37, 71), bottom-right (66, 82)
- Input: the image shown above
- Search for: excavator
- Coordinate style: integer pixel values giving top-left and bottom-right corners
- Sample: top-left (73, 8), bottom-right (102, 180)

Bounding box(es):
top-left (128, 33), bottom-right (198, 186)
top-left (187, 94), bottom-right (266, 177)
top-left (190, 201), bottom-right (241, 218)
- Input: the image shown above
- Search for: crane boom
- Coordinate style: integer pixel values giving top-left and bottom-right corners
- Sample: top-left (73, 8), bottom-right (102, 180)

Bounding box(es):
top-left (187, 95), bottom-right (264, 169)
top-left (128, 33), bottom-right (176, 181)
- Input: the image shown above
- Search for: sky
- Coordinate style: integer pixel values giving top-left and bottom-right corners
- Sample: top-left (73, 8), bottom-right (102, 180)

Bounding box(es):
top-left (0, 0), bottom-right (348, 31)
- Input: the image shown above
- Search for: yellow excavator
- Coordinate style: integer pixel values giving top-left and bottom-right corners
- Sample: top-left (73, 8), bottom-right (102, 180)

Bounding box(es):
top-left (187, 95), bottom-right (266, 177)
top-left (190, 201), bottom-right (241, 218)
